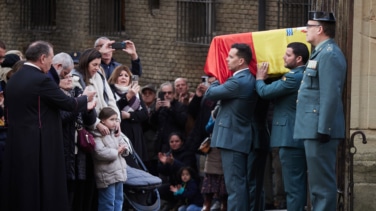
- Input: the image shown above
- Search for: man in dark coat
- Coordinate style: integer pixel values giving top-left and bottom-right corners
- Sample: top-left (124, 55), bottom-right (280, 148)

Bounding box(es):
top-left (0, 41), bottom-right (96, 211)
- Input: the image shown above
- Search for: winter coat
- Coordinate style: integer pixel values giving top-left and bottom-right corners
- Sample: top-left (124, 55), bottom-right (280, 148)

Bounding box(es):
top-left (91, 130), bottom-right (129, 188)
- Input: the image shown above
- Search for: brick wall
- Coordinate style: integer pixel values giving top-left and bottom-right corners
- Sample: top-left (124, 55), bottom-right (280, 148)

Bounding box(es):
top-left (0, 0), bottom-right (280, 91)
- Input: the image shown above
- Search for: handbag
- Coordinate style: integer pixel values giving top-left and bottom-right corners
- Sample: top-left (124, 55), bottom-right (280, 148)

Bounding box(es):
top-left (77, 127), bottom-right (95, 153)
top-left (198, 137), bottom-right (211, 154)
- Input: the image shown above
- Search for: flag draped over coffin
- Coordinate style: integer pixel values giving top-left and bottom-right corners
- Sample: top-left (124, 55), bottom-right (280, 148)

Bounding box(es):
top-left (204, 27), bottom-right (311, 84)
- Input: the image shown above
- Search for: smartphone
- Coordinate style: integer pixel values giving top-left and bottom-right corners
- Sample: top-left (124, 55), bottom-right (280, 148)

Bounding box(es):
top-left (201, 76), bottom-right (209, 86)
top-left (158, 91), bottom-right (165, 100)
top-left (132, 75), bottom-right (139, 86)
top-left (111, 42), bottom-right (126, 50)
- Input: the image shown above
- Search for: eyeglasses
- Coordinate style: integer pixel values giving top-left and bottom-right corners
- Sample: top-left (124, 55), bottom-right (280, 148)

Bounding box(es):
top-left (306, 24), bottom-right (321, 28)
top-left (164, 91), bottom-right (173, 95)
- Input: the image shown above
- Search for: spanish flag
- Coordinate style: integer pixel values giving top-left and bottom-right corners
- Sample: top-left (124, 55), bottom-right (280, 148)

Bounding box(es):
top-left (204, 27), bottom-right (310, 83)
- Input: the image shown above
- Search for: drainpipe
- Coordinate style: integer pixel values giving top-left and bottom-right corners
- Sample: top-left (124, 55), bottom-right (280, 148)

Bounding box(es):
top-left (258, 0), bottom-right (266, 31)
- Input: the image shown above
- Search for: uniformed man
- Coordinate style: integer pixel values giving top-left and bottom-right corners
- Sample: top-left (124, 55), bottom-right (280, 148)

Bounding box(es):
top-left (256, 42), bottom-right (310, 211)
top-left (294, 11), bottom-right (347, 211)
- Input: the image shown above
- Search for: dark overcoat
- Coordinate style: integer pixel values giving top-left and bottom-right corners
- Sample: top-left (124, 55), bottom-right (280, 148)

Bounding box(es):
top-left (0, 64), bottom-right (87, 211)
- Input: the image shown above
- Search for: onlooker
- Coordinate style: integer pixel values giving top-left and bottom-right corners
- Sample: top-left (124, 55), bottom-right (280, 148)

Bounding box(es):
top-left (174, 77), bottom-right (194, 105)
top-left (256, 42), bottom-right (310, 210)
top-left (158, 132), bottom-right (197, 210)
top-left (94, 37), bottom-right (142, 79)
top-left (201, 106), bottom-right (228, 211)
top-left (49, 52), bottom-right (75, 84)
top-left (151, 81), bottom-right (188, 152)
top-left (186, 78), bottom-right (216, 153)
top-left (170, 166), bottom-right (204, 211)
top-left (91, 107), bottom-right (129, 211)
top-left (59, 73), bottom-right (97, 210)
top-left (108, 65), bottom-right (149, 162)
top-left (0, 40), bottom-right (96, 211)
top-left (204, 43), bottom-right (258, 210)
top-left (71, 45), bottom-right (121, 211)
top-left (5, 50), bottom-right (25, 60)
top-left (72, 47), bottom-right (120, 135)
top-left (69, 51), bottom-right (81, 70)
top-left (294, 11), bottom-right (347, 211)
top-left (141, 84), bottom-right (159, 176)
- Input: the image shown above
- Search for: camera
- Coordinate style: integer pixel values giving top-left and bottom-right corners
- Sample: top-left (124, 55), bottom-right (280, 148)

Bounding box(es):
top-left (111, 42), bottom-right (126, 50)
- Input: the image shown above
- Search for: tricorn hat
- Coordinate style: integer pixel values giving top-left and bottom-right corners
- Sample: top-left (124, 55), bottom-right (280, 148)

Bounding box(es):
top-left (308, 11), bottom-right (336, 22)
top-left (69, 51), bottom-right (81, 64)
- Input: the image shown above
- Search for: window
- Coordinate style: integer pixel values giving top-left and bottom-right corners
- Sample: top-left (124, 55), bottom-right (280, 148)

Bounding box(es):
top-left (277, 0), bottom-right (311, 28)
top-left (89, 0), bottom-right (125, 36)
top-left (176, 0), bottom-right (216, 45)
top-left (20, 0), bottom-right (56, 31)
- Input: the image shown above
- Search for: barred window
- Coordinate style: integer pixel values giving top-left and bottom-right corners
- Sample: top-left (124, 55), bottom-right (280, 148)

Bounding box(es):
top-left (89, 0), bottom-right (125, 36)
top-left (277, 0), bottom-right (311, 28)
top-left (20, 0), bottom-right (56, 31)
top-left (176, 0), bottom-right (216, 45)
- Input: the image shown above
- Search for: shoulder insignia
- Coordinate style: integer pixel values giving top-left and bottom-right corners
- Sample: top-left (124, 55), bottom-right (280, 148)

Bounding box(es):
top-left (326, 44), bottom-right (333, 52)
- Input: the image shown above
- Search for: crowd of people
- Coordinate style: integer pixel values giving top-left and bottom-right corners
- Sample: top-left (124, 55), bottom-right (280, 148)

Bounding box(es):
top-left (0, 10), bottom-right (346, 211)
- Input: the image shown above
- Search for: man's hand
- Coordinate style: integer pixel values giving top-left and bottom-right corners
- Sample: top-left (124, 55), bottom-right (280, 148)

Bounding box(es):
top-left (99, 40), bottom-right (116, 55)
top-left (195, 83), bottom-right (208, 97)
top-left (256, 62), bottom-right (269, 80)
top-left (87, 100), bottom-right (96, 110)
top-left (82, 87), bottom-right (96, 102)
top-left (123, 40), bottom-right (138, 60)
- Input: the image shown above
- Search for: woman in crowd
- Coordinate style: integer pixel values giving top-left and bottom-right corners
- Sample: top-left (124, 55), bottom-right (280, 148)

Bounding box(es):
top-left (108, 65), bottom-right (149, 163)
top-left (59, 73), bottom-right (97, 210)
top-left (158, 132), bottom-right (197, 211)
top-left (71, 45), bottom-right (120, 210)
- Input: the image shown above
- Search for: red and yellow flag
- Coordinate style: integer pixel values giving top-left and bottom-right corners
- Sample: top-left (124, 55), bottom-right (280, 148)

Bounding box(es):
top-left (204, 27), bottom-right (310, 83)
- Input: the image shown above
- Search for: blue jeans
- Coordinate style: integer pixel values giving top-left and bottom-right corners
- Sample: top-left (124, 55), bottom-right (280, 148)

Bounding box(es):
top-left (98, 182), bottom-right (124, 211)
top-left (178, 204), bottom-right (202, 211)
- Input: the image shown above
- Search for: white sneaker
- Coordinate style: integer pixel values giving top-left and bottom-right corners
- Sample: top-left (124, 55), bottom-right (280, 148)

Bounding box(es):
top-left (210, 200), bottom-right (221, 211)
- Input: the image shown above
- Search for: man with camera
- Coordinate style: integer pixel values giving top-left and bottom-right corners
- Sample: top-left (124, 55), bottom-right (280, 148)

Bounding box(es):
top-left (150, 81), bottom-right (188, 153)
top-left (94, 37), bottom-right (142, 79)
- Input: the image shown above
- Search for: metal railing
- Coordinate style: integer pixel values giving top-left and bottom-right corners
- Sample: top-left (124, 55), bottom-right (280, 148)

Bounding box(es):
top-left (89, 0), bottom-right (124, 37)
top-left (277, 0), bottom-right (312, 28)
top-left (176, 0), bottom-right (216, 45)
top-left (20, 0), bottom-right (56, 31)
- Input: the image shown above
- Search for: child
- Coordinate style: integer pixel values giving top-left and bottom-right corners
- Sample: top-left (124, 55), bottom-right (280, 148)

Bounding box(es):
top-left (170, 166), bottom-right (203, 211)
top-left (91, 107), bottom-right (129, 211)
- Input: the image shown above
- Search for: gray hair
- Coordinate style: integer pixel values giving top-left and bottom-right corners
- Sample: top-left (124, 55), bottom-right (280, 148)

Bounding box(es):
top-left (94, 36), bottom-right (110, 48)
top-left (52, 52), bottom-right (74, 70)
top-left (160, 81), bottom-right (175, 93)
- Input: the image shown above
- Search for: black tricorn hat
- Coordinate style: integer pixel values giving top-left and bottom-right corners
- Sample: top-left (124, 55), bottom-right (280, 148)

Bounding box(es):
top-left (308, 11), bottom-right (336, 22)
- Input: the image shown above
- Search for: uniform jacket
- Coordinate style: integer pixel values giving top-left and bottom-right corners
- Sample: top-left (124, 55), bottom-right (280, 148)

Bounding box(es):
top-left (256, 66), bottom-right (304, 148)
top-left (91, 130), bottom-right (128, 188)
top-left (204, 69), bottom-right (257, 154)
top-left (294, 39), bottom-right (347, 139)
top-left (1, 64), bottom-right (88, 211)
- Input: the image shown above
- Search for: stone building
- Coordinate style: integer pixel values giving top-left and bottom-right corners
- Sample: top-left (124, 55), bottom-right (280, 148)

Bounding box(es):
top-left (0, 0), bottom-right (375, 210)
